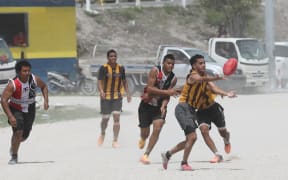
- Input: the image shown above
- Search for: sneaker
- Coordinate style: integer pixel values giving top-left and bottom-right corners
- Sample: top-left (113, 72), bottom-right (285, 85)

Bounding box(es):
top-left (161, 152), bottom-right (170, 170)
top-left (224, 143), bottom-right (231, 154)
top-left (210, 154), bottom-right (223, 163)
top-left (138, 138), bottom-right (146, 149)
top-left (140, 154), bottom-right (150, 165)
top-left (181, 163), bottom-right (192, 171)
top-left (112, 141), bottom-right (120, 148)
top-left (8, 154), bottom-right (18, 165)
top-left (97, 135), bottom-right (105, 146)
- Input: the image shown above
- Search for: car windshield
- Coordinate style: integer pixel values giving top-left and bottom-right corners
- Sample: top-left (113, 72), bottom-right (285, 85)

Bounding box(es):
top-left (184, 49), bottom-right (217, 63)
top-left (275, 45), bottom-right (288, 57)
top-left (236, 40), bottom-right (267, 60)
top-left (0, 39), bottom-right (14, 64)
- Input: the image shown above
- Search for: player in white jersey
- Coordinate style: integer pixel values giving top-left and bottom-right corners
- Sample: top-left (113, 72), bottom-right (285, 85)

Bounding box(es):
top-left (1, 60), bottom-right (49, 165)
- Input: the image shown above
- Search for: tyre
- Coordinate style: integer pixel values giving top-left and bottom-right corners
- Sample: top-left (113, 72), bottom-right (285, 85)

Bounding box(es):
top-left (80, 79), bottom-right (97, 96)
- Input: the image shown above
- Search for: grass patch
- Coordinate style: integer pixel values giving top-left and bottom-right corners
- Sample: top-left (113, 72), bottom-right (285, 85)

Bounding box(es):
top-left (0, 105), bottom-right (100, 128)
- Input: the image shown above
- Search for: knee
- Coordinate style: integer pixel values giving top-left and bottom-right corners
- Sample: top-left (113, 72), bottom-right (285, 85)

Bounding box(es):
top-left (200, 128), bottom-right (209, 136)
top-left (187, 132), bottom-right (197, 142)
top-left (113, 121), bottom-right (120, 126)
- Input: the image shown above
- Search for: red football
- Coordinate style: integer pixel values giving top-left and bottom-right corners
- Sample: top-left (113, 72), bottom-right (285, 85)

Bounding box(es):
top-left (223, 58), bottom-right (238, 76)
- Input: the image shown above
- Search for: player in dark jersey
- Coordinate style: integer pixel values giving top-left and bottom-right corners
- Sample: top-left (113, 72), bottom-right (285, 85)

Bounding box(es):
top-left (138, 54), bottom-right (180, 164)
top-left (97, 49), bottom-right (131, 148)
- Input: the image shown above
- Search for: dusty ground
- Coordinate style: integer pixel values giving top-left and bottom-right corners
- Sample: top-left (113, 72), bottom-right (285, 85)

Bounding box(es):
top-left (0, 93), bottom-right (288, 179)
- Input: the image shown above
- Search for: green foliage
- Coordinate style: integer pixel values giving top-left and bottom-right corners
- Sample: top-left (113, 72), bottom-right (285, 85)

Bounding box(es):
top-left (199, 0), bottom-right (261, 36)
top-left (205, 9), bottom-right (226, 26)
top-left (246, 11), bottom-right (264, 38)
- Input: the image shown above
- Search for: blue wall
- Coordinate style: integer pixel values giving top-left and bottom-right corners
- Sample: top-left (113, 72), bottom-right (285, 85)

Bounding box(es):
top-left (28, 58), bottom-right (78, 82)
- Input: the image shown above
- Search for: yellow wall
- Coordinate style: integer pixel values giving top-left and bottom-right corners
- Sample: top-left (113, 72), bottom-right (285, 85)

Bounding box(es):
top-left (0, 7), bottom-right (76, 59)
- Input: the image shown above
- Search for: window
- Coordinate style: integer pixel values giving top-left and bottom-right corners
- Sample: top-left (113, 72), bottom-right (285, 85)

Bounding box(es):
top-left (215, 42), bottom-right (238, 59)
top-left (237, 40), bottom-right (267, 60)
top-left (0, 13), bottom-right (28, 47)
top-left (275, 45), bottom-right (288, 58)
top-left (167, 50), bottom-right (189, 64)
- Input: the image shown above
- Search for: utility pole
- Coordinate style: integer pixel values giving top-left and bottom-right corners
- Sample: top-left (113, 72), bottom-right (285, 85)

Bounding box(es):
top-left (265, 0), bottom-right (275, 88)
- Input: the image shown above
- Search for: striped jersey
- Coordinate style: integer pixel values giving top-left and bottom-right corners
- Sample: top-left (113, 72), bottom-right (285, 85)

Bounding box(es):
top-left (98, 63), bottom-right (125, 100)
top-left (179, 71), bottom-right (216, 110)
top-left (9, 74), bottom-right (37, 112)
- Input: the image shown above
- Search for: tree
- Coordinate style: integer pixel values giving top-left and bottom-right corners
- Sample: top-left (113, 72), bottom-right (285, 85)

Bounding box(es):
top-left (199, 0), bottom-right (261, 37)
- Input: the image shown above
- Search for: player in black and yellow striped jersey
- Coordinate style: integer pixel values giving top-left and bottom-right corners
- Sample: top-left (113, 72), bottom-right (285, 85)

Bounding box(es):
top-left (97, 49), bottom-right (132, 148)
top-left (188, 54), bottom-right (236, 163)
top-left (161, 54), bottom-right (236, 170)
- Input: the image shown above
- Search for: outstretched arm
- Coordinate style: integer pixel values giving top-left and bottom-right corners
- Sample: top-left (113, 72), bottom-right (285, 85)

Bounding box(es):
top-left (208, 82), bottom-right (236, 98)
top-left (187, 71), bottom-right (226, 84)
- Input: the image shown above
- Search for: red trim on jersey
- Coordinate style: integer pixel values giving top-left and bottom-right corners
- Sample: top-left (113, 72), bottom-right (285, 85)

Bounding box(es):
top-left (9, 78), bottom-right (23, 111)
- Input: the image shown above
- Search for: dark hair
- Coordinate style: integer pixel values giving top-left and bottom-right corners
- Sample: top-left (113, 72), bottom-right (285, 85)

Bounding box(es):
top-left (190, 54), bottom-right (204, 66)
top-left (163, 54), bottom-right (175, 62)
top-left (15, 60), bottom-right (31, 73)
top-left (107, 49), bottom-right (117, 57)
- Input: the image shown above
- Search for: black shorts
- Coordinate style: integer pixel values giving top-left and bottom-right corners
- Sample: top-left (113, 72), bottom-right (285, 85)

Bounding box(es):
top-left (9, 103), bottom-right (36, 139)
top-left (196, 102), bottom-right (225, 129)
top-left (100, 98), bottom-right (122, 114)
top-left (138, 101), bottom-right (165, 128)
top-left (175, 103), bottom-right (197, 135)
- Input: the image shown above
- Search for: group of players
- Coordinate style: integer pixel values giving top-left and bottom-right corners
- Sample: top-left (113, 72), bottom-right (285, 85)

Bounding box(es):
top-left (96, 49), bottom-right (236, 171)
top-left (1, 49), bottom-right (236, 170)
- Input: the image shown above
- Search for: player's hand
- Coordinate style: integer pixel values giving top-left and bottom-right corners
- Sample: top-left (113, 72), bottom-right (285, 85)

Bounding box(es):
top-left (227, 91), bottom-right (237, 98)
top-left (8, 116), bottom-right (17, 128)
top-left (160, 106), bottom-right (167, 118)
top-left (100, 91), bottom-right (105, 99)
top-left (216, 74), bottom-right (227, 80)
top-left (167, 88), bottom-right (180, 97)
top-left (44, 101), bottom-right (49, 110)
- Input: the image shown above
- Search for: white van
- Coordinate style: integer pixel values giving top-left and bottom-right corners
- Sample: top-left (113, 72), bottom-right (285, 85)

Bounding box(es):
top-left (0, 38), bottom-right (16, 94)
top-left (274, 42), bottom-right (288, 88)
top-left (209, 38), bottom-right (269, 88)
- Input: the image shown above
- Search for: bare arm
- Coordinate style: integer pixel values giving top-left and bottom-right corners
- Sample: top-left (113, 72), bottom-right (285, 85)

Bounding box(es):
top-left (1, 82), bottom-right (17, 127)
top-left (146, 67), bottom-right (179, 97)
top-left (97, 79), bottom-right (105, 99)
top-left (35, 75), bottom-right (49, 110)
top-left (160, 77), bottom-right (178, 117)
top-left (123, 79), bottom-right (131, 102)
top-left (208, 81), bottom-right (236, 98)
top-left (187, 72), bottom-right (226, 84)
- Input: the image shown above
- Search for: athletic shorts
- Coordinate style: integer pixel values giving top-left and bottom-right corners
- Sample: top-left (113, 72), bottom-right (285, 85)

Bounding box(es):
top-left (138, 101), bottom-right (165, 128)
top-left (196, 102), bottom-right (225, 129)
top-left (175, 103), bottom-right (197, 135)
top-left (100, 98), bottom-right (122, 114)
top-left (9, 103), bottom-right (36, 139)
